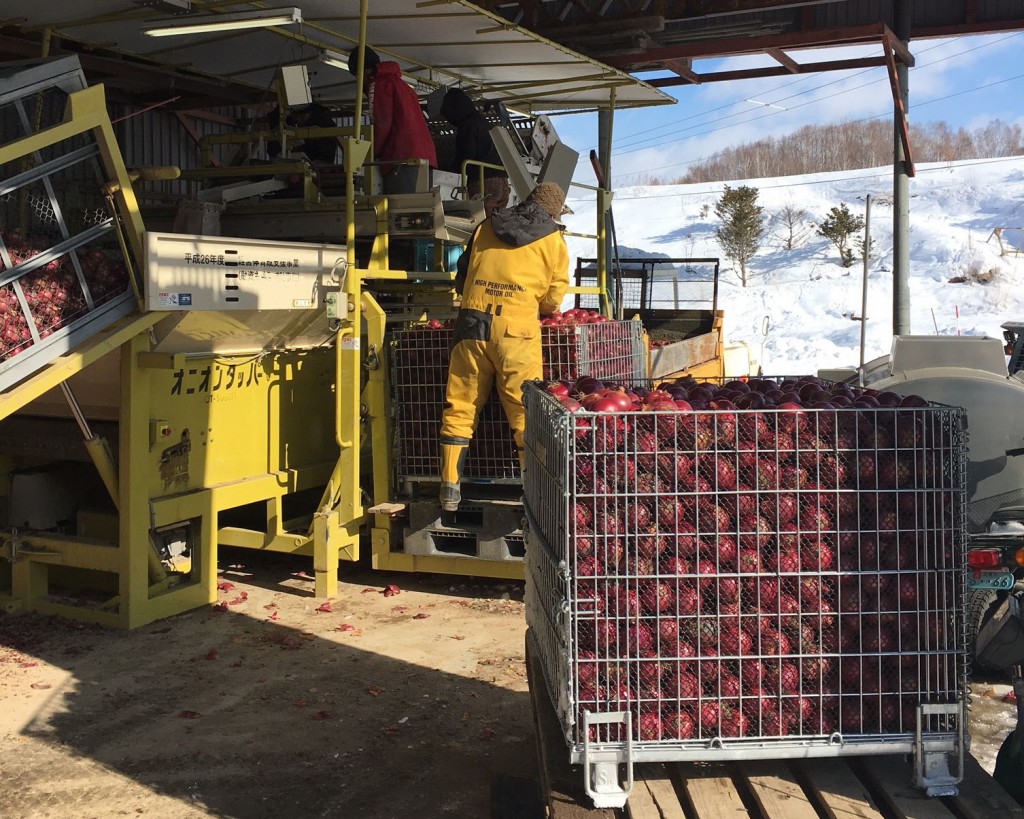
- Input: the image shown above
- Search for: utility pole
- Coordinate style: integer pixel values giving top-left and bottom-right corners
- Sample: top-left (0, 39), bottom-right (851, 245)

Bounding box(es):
top-left (892, 0), bottom-right (912, 335)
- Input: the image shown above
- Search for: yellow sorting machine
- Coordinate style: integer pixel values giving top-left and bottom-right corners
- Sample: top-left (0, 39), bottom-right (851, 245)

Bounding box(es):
top-left (0, 62), bottom-right (354, 627)
top-left (0, 19), bottom-right (679, 627)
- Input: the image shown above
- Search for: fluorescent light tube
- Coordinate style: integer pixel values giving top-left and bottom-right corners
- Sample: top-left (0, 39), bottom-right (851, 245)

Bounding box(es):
top-left (320, 50), bottom-right (350, 70)
top-left (143, 7), bottom-right (302, 37)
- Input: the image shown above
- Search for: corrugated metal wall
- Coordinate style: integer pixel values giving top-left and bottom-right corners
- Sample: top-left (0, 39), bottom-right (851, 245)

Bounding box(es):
top-left (110, 103), bottom-right (245, 200)
top-left (658, 1), bottom-right (1023, 47)
top-left (111, 104), bottom-right (243, 170)
top-left (769, 1), bottom-right (1023, 50)
top-left (812, 1), bottom-right (892, 29)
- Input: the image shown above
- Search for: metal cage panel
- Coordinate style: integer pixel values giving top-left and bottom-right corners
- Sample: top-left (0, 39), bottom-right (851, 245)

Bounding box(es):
top-left (0, 62), bottom-right (136, 390)
top-left (522, 380), bottom-right (968, 762)
top-left (390, 320), bottom-right (645, 483)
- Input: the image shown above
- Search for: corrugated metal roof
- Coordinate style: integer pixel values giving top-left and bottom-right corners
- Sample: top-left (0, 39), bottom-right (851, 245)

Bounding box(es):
top-left (472, 0), bottom-right (1024, 82)
top-left (0, 1), bottom-right (674, 112)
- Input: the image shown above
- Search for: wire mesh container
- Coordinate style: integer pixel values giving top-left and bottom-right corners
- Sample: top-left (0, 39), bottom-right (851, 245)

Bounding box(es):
top-left (522, 378), bottom-right (968, 765)
top-left (1, 57), bottom-right (88, 155)
top-left (0, 58), bottom-right (136, 390)
top-left (390, 319), bottom-right (645, 484)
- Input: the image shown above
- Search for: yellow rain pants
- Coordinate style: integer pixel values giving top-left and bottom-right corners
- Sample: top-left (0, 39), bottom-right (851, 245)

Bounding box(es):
top-left (441, 311), bottom-right (543, 451)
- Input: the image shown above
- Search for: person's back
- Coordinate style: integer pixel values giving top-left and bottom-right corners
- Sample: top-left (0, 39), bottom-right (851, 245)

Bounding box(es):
top-left (350, 48), bottom-right (437, 193)
top-left (439, 183), bottom-right (569, 511)
top-left (459, 202), bottom-right (566, 319)
top-left (440, 88), bottom-right (509, 216)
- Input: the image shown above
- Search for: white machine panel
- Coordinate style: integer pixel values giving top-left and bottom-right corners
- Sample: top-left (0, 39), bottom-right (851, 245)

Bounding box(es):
top-left (144, 232), bottom-right (346, 311)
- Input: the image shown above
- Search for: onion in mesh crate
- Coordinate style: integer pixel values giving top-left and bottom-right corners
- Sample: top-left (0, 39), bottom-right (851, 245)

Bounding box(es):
top-left (0, 231), bottom-right (129, 361)
top-left (525, 374), bottom-right (967, 751)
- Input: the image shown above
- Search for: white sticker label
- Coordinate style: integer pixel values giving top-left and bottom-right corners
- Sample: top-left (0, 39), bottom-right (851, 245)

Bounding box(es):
top-left (158, 292), bottom-right (177, 307)
top-left (340, 337), bottom-right (360, 350)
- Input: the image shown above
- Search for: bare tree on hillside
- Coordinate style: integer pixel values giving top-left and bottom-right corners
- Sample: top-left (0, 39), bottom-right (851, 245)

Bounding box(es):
top-left (674, 119), bottom-right (1024, 183)
top-left (774, 202), bottom-right (810, 250)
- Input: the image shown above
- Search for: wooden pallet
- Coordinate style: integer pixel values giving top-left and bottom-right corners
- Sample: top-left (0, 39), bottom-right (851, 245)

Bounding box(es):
top-left (624, 754), bottom-right (1023, 819)
top-left (526, 631), bottom-right (1024, 819)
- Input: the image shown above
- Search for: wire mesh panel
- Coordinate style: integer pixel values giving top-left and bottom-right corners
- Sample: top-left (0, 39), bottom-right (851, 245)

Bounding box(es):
top-left (523, 378), bottom-right (967, 763)
top-left (541, 320), bottom-right (646, 383)
top-left (390, 320), bottom-right (645, 483)
top-left (0, 68), bottom-right (136, 390)
top-left (0, 57), bottom-right (88, 155)
top-left (574, 265), bottom-right (645, 312)
top-left (574, 257), bottom-right (719, 318)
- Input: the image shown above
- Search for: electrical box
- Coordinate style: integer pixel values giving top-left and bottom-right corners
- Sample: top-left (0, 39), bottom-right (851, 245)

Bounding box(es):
top-left (279, 64), bottom-right (312, 107)
top-left (144, 232), bottom-right (345, 311)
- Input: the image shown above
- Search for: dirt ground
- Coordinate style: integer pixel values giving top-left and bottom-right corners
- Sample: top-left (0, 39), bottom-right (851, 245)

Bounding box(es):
top-left (1, 549), bottom-right (1020, 819)
top-left (0, 551), bottom-right (539, 819)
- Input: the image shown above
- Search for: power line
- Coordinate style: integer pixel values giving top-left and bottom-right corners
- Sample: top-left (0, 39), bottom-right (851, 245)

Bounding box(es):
top-left (608, 68), bottom-right (1024, 182)
top-left (564, 154), bottom-right (1024, 205)
top-left (583, 32), bottom-right (1024, 178)
top-left (609, 32), bottom-right (1019, 152)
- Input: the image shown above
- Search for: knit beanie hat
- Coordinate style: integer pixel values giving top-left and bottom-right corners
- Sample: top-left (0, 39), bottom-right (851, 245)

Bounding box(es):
top-left (527, 182), bottom-right (566, 224)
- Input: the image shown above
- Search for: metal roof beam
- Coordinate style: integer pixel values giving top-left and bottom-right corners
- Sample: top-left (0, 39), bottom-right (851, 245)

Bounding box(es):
top-left (0, 33), bottom-right (266, 106)
top-left (649, 55), bottom-right (888, 87)
top-left (603, 22), bottom-right (912, 68)
top-left (883, 30), bottom-right (915, 177)
top-left (474, 0), bottom-right (842, 30)
top-left (767, 47), bottom-right (799, 73)
top-left (662, 58), bottom-right (700, 84)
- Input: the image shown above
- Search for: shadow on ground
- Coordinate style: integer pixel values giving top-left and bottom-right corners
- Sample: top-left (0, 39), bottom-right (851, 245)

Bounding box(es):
top-left (0, 551), bottom-right (544, 819)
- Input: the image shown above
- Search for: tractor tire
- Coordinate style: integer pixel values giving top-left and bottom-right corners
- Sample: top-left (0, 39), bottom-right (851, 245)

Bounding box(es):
top-left (968, 587), bottom-right (1004, 674)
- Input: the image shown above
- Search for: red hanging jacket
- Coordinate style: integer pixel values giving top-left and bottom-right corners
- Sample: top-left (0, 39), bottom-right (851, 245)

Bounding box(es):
top-left (371, 62), bottom-right (438, 170)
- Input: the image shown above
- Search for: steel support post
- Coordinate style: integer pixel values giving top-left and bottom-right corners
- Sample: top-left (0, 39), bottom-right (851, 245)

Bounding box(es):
top-left (892, 0), bottom-right (912, 335)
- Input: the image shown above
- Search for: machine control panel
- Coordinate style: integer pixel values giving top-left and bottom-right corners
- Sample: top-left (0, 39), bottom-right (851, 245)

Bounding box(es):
top-left (144, 232), bottom-right (346, 311)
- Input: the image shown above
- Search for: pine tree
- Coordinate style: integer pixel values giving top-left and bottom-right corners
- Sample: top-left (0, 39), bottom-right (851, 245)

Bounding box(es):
top-left (817, 203), bottom-right (865, 268)
top-left (714, 185), bottom-right (764, 286)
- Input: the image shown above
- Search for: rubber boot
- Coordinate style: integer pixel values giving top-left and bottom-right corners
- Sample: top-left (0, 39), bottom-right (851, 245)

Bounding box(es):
top-left (439, 442), bottom-right (468, 512)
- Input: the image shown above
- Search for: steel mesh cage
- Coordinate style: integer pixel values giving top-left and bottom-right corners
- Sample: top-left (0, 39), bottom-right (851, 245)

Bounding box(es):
top-left (0, 104), bottom-right (135, 386)
top-left (390, 320), bottom-right (645, 483)
top-left (0, 58), bottom-right (94, 168)
top-left (522, 379), bottom-right (968, 762)
top-left (574, 258), bottom-right (719, 318)
top-left (574, 271), bottom-right (645, 312)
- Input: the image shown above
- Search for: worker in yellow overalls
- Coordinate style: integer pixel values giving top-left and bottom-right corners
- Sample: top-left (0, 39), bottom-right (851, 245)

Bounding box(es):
top-left (439, 182), bottom-right (570, 511)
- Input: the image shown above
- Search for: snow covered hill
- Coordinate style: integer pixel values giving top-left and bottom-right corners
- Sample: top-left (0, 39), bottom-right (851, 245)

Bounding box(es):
top-left (562, 155), bottom-right (1024, 376)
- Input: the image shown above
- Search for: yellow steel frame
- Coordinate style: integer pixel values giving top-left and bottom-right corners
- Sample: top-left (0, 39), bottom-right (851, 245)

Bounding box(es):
top-left (0, 19), bottom-right (694, 625)
top-left (2, 326), bottom-right (348, 625)
top-left (0, 85), bottom-right (147, 269)
top-left (0, 84), bottom-right (357, 624)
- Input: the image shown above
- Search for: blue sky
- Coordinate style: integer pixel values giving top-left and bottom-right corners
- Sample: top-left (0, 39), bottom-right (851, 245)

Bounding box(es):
top-left (552, 31), bottom-right (1024, 188)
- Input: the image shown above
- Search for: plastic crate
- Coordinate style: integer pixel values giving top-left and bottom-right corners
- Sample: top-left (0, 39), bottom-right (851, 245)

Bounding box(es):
top-left (403, 497), bottom-right (525, 562)
top-left (390, 319), bottom-right (646, 483)
top-left (522, 378), bottom-right (968, 766)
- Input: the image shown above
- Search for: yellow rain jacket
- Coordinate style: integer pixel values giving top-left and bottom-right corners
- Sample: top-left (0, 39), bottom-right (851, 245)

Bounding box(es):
top-left (440, 202), bottom-right (569, 452)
